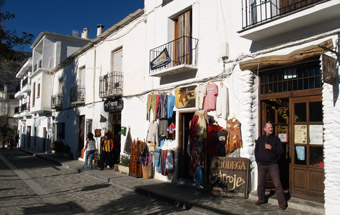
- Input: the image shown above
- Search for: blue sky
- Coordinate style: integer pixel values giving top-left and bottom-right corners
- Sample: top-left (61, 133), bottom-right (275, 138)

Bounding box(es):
top-left (3, 0), bottom-right (144, 52)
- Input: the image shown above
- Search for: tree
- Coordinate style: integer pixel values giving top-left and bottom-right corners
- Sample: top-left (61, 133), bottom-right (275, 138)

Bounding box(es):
top-left (0, 0), bottom-right (34, 60)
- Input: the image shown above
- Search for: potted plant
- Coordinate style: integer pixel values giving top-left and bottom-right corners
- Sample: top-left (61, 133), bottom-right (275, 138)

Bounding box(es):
top-left (118, 154), bottom-right (130, 174)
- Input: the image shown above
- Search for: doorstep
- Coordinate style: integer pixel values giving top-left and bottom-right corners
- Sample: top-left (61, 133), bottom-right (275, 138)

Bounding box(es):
top-left (248, 190), bottom-right (325, 215)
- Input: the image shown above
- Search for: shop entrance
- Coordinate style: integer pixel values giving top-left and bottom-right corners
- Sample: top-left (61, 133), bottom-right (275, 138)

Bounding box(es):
top-left (259, 58), bottom-right (324, 202)
top-left (109, 112), bottom-right (121, 164)
top-left (178, 111), bottom-right (194, 179)
top-left (261, 98), bottom-right (290, 192)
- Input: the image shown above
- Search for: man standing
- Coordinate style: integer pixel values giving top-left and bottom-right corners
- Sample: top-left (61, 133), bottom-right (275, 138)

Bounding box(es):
top-left (255, 122), bottom-right (286, 210)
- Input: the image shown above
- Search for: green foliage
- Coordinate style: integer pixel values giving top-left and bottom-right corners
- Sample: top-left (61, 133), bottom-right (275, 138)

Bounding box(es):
top-left (119, 154), bottom-right (130, 167)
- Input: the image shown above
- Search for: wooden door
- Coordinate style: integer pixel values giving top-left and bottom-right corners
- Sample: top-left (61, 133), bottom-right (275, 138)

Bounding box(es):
top-left (290, 96), bottom-right (324, 202)
top-left (174, 10), bottom-right (192, 66)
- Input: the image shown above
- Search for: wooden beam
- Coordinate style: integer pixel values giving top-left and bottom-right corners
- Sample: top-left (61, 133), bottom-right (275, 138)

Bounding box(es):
top-left (239, 39), bottom-right (334, 71)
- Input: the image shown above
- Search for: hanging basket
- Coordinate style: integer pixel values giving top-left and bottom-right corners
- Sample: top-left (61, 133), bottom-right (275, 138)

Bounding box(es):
top-left (142, 166), bottom-right (151, 179)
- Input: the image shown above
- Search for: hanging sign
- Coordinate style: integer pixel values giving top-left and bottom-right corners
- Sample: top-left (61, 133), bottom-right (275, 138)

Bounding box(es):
top-left (150, 48), bottom-right (171, 70)
top-left (322, 54), bottom-right (337, 85)
top-left (209, 157), bottom-right (250, 198)
top-left (104, 97), bottom-right (123, 112)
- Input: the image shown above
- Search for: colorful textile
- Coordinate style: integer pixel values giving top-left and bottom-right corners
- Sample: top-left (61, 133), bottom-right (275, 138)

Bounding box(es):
top-left (157, 94), bottom-right (168, 119)
top-left (103, 139), bottom-right (113, 152)
top-left (167, 94), bottom-right (175, 118)
top-left (204, 83), bottom-right (218, 111)
top-left (225, 118), bottom-right (242, 155)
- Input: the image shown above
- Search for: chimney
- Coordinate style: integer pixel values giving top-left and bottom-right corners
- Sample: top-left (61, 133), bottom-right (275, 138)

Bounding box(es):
top-left (97, 24), bottom-right (104, 37)
top-left (81, 28), bottom-right (89, 39)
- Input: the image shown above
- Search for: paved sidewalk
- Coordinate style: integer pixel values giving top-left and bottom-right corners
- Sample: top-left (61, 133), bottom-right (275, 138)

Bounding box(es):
top-left (21, 148), bottom-right (324, 215)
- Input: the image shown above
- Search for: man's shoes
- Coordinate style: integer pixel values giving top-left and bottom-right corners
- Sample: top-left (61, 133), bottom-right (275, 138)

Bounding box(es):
top-left (255, 200), bottom-right (265, 206)
top-left (279, 203), bottom-right (287, 210)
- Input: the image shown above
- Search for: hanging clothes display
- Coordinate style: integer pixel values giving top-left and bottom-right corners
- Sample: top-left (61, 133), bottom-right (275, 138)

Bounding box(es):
top-left (204, 82), bottom-right (218, 111)
top-left (167, 93), bottom-right (175, 119)
top-left (159, 119), bottom-right (169, 139)
top-left (206, 123), bottom-right (223, 158)
top-left (146, 120), bottom-right (159, 146)
top-left (129, 139), bottom-right (147, 178)
top-left (225, 117), bottom-right (243, 155)
top-left (157, 93), bottom-right (168, 119)
top-left (216, 83), bottom-right (229, 120)
top-left (188, 112), bottom-right (206, 185)
top-left (167, 122), bottom-right (176, 139)
top-left (195, 84), bottom-right (206, 110)
top-left (215, 129), bottom-right (229, 156)
top-left (146, 93), bottom-right (157, 121)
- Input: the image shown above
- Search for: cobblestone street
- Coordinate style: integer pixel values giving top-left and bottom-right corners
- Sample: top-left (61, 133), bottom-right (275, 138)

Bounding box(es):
top-left (0, 149), bottom-right (203, 215)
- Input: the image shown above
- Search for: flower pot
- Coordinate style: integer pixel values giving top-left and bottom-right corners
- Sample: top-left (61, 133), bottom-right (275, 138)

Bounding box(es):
top-left (118, 165), bottom-right (129, 175)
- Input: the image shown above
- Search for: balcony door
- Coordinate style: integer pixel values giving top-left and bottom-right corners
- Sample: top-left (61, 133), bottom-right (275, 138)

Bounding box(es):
top-left (174, 9), bottom-right (192, 65)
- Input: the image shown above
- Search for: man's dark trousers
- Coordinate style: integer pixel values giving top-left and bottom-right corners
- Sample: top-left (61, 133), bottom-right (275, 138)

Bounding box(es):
top-left (257, 163), bottom-right (286, 204)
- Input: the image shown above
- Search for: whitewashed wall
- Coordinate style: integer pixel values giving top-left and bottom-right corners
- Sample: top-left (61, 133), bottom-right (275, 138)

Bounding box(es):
top-left (322, 50), bottom-right (340, 214)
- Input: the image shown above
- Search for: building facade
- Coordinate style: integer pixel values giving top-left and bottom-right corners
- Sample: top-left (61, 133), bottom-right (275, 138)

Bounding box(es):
top-left (16, 0), bottom-right (340, 213)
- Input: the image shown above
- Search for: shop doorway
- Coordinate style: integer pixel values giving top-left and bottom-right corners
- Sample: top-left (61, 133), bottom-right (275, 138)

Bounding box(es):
top-left (258, 59), bottom-right (324, 202)
top-left (109, 112), bottom-right (121, 164)
top-left (260, 98), bottom-right (290, 192)
top-left (178, 111), bottom-right (194, 179)
top-left (78, 115), bottom-right (85, 155)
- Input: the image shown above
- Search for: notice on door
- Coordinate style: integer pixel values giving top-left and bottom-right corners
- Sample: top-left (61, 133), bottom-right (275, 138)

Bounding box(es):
top-left (209, 157), bottom-right (250, 198)
top-left (309, 125), bottom-right (323, 145)
top-left (294, 125), bottom-right (307, 144)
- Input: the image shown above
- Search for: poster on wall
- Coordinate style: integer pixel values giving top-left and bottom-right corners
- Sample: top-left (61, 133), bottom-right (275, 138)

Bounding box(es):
top-left (294, 125), bottom-right (307, 144)
top-left (209, 157), bottom-right (250, 198)
top-left (175, 85), bottom-right (196, 108)
top-left (309, 125), bottom-right (323, 145)
top-left (278, 133), bottom-right (288, 143)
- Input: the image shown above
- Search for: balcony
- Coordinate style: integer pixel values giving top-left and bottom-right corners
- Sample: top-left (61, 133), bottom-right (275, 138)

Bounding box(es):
top-left (51, 94), bottom-right (62, 110)
top-left (21, 77), bottom-right (31, 93)
top-left (239, 0), bottom-right (339, 41)
top-left (70, 86), bottom-right (85, 105)
top-left (149, 36), bottom-right (198, 77)
top-left (21, 103), bottom-right (29, 112)
top-left (99, 72), bottom-right (123, 98)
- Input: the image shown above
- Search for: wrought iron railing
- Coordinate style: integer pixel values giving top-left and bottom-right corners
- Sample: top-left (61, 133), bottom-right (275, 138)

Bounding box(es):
top-left (51, 94), bottom-right (62, 109)
top-left (99, 71), bottom-right (123, 98)
top-left (70, 86), bottom-right (85, 104)
top-left (149, 36), bottom-right (198, 74)
top-left (241, 0), bottom-right (325, 29)
top-left (22, 76), bottom-right (29, 88)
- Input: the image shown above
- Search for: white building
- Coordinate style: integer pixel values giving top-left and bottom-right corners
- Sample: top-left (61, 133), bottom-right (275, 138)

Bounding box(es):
top-left (51, 9), bottom-right (145, 160)
top-left (15, 32), bottom-right (89, 151)
top-left (21, 0), bottom-right (340, 213)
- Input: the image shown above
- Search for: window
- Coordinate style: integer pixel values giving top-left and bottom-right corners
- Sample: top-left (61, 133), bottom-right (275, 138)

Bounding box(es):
top-left (32, 82), bottom-right (36, 107)
top-left (112, 48), bottom-right (123, 73)
top-left (260, 60), bottom-right (321, 94)
top-left (78, 67), bottom-right (85, 87)
top-left (37, 83), bottom-right (40, 98)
